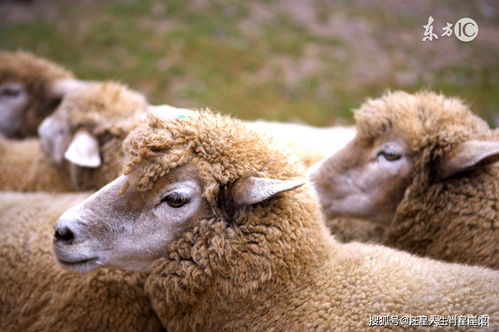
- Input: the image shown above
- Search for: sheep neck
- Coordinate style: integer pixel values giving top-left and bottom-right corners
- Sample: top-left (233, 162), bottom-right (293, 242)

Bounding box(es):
top-left (144, 188), bottom-right (337, 330)
top-left (388, 165), bottom-right (499, 268)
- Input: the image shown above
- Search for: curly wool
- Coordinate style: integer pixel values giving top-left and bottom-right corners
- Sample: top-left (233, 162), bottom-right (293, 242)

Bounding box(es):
top-left (0, 192), bottom-right (163, 331)
top-left (356, 91), bottom-right (498, 268)
top-left (62, 81), bottom-right (147, 137)
top-left (123, 111), bottom-right (305, 197)
top-left (120, 112), bottom-right (497, 331)
top-left (0, 51), bottom-right (74, 137)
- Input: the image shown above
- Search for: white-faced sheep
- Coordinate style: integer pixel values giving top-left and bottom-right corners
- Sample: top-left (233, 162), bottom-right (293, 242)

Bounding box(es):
top-left (38, 81), bottom-right (148, 190)
top-left (0, 81), bottom-right (148, 192)
top-left (51, 110), bottom-right (498, 331)
top-left (310, 91), bottom-right (499, 268)
top-left (0, 51), bottom-right (84, 138)
top-left (0, 192), bottom-right (163, 331)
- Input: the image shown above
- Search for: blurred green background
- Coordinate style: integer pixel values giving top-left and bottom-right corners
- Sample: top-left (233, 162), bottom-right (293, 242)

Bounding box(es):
top-left (1, 0), bottom-right (498, 126)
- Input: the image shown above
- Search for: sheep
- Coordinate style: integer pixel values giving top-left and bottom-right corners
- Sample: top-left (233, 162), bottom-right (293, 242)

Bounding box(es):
top-left (310, 91), bottom-right (499, 268)
top-left (0, 51), bottom-right (84, 138)
top-left (0, 192), bottom-right (163, 331)
top-left (0, 81), bottom-right (148, 192)
top-left (38, 81), bottom-right (149, 190)
top-left (51, 109), bottom-right (498, 331)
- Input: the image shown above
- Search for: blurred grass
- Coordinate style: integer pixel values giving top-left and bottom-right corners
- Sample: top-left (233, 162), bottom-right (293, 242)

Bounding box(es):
top-left (1, 0), bottom-right (497, 126)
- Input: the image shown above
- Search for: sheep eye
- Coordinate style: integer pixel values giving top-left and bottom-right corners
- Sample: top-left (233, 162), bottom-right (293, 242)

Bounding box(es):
top-left (1, 87), bottom-right (20, 97)
top-left (377, 151), bottom-right (401, 162)
top-left (161, 193), bottom-right (189, 208)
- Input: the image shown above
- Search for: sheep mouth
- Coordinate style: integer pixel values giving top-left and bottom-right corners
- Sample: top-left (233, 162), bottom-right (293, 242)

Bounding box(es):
top-left (58, 257), bottom-right (98, 271)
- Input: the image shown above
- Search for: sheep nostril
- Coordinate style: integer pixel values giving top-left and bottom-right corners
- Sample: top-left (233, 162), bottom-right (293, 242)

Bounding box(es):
top-left (54, 226), bottom-right (75, 244)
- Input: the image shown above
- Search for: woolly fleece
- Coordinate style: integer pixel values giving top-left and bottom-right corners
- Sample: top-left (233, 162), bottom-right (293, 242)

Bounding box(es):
top-left (117, 111), bottom-right (498, 331)
top-left (0, 136), bottom-right (73, 192)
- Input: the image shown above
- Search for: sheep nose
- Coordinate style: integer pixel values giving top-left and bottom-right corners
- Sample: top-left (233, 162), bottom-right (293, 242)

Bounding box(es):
top-left (54, 226), bottom-right (75, 244)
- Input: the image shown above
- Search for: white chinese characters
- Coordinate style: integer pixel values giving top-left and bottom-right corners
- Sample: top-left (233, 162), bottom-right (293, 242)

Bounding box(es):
top-left (422, 17), bottom-right (478, 42)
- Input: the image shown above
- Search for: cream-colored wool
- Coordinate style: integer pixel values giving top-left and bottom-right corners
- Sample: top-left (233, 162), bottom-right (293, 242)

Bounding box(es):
top-left (0, 192), bottom-right (163, 331)
top-left (79, 111), bottom-right (497, 331)
top-left (0, 51), bottom-right (74, 137)
top-left (0, 136), bottom-right (73, 192)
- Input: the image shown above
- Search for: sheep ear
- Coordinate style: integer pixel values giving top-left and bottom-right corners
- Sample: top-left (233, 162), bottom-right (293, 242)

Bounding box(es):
top-left (148, 104), bottom-right (197, 122)
top-left (49, 79), bottom-right (86, 98)
top-left (64, 130), bottom-right (101, 168)
top-left (438, 140), bottom-right (499, 179)
top-left (232, 177), bottom-right (305, 207)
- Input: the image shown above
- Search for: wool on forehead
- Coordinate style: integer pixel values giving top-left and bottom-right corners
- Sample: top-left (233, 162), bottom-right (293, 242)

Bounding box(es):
top-left (0, 51), bottom-right (73, 87)
top-left (61, 82), bottom-right (148, 136)
top-left (354, 91), bottom-right (491, 151)
top-left (122, 111), bottom-right (304, 195)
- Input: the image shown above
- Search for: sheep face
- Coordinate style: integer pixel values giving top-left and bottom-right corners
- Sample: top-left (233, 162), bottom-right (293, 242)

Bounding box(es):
top-left (310, 91), bottom-right (498, 224)
top-left (0, 51), bottom-right (81, 137)
top-left (0, 82), bottom-right (29, 137)
top-left (0, 79), bottom-right (83, 138)
top-left (39, 82), bottom-right (147, 170)
top-left (52, 166), bottom-right (207, 273)
top-left (310, 133), bottom-right (414, 223)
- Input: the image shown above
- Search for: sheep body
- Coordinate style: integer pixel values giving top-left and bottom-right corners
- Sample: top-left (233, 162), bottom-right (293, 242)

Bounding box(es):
top-left (244, 120), bottom-right (355, 167)
top-left (0, 136), bottom-right (74, 192)
top-left (389, 164), bottom-right (499, 267)
top-left (0, 192), bottom-right (162, 331)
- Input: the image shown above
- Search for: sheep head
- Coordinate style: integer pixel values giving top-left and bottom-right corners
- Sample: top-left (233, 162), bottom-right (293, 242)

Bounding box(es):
top-left (310, 91), bottom-right (499, 223)
top-left (0, 51), bottom-right (84, 137)
top-left (53, 110), bottom-right (307, 273)
top-left (38, 81), bottom-right (148, 188)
